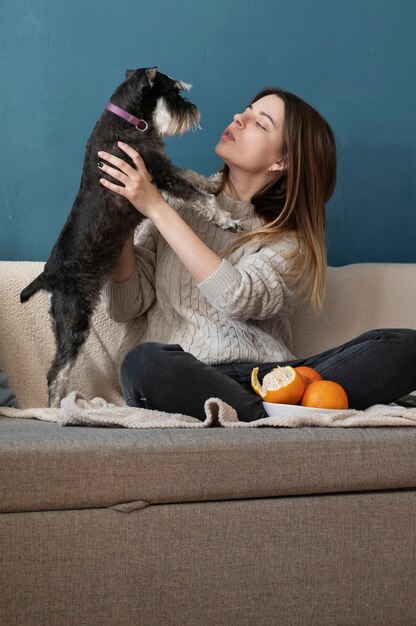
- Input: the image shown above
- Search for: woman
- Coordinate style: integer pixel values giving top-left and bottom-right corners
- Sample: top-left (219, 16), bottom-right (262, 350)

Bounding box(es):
top-left (97, 88), bottom-right (416, 421)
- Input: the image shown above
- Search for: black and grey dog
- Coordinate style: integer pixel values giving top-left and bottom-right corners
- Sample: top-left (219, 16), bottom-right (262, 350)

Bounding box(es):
top-left (20, 67), bottom-right (237, 407)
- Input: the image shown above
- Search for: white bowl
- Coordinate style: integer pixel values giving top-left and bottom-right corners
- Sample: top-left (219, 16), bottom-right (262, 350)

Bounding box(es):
top-left (262, 401), bottom-right (348, 418)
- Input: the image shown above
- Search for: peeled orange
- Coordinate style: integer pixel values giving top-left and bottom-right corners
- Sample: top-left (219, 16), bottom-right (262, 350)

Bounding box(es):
top-left (295, 366), bottom-right (322, 386)
top-left (251, 366), bottom-right (305, 404)
top-left (301, 380), bottom-right (348, 410)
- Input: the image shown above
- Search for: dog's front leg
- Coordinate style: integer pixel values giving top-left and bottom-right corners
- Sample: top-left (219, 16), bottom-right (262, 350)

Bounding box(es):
top-left (160, 173), bottom-right (242, 232)
top-left (161, 187), bottom-right (241, 232)
top-left (178, 169), bottom-right (222, 194)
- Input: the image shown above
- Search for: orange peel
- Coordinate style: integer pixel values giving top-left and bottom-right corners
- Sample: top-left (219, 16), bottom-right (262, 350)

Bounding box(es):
top-left (251, 366), bottom-right (305, 404)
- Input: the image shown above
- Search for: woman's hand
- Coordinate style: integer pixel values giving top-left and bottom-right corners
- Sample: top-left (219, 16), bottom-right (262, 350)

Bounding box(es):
top-left (98, 142), bottom-right (167, 219)
top-left (99, 141), bottom-right (222, 283)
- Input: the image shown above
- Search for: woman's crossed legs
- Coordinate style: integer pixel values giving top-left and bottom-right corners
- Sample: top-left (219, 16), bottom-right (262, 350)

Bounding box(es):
top-left (120, 329), bottom-right (416, 422)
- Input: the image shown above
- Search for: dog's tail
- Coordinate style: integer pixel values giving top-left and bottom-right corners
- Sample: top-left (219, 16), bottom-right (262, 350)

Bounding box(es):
top-left (20, 272), bottom-right (46, 303)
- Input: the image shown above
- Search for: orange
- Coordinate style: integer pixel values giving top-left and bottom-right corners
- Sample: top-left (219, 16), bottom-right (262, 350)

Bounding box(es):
top-left (295, 366), bottom-right (322, 386)
top-left (251, 366), bottom-right (305, 404)
top-left (301, 380), bottom-right (348, 410)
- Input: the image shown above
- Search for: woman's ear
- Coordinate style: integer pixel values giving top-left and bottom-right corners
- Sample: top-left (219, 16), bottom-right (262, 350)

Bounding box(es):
top-left (268, 157), bottom-right (287, 173)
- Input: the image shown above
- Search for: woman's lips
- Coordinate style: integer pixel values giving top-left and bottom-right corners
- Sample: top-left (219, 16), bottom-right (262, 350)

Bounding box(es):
top-left (221, 128), bottom-right (235, 141)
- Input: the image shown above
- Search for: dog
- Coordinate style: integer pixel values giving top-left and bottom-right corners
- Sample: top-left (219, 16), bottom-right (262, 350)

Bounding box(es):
top-left (20, 67), bottom-right (238, 407)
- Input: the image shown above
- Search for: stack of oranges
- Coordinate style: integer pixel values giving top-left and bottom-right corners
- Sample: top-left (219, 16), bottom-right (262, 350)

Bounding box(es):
top-left (251, 365), bottom-right (348, 410)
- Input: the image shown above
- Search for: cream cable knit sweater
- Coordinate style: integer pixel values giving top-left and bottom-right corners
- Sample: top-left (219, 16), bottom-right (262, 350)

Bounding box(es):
top-left (101, 188), bottom-right (300, 365)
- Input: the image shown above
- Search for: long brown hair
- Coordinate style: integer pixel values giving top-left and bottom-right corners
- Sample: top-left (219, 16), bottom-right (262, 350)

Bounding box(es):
top-left (220, 88), bottom-right (336, 311)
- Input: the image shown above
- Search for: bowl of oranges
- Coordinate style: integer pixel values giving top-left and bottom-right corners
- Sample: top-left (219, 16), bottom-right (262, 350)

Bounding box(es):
top-left (251, 365), bottom-right (349, 418)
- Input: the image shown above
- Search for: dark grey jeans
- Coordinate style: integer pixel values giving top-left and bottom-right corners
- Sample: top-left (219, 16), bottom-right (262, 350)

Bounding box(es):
top-left (120, 329), bottom-right (416, 422)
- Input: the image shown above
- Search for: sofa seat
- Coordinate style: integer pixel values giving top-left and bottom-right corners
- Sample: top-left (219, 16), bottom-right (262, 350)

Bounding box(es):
top-left (2, 416), bottom-right (415, 514)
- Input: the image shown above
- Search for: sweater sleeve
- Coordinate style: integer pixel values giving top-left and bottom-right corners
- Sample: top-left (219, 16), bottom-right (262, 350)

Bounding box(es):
top-left (197, 238), bottom-right (300, 321)
top-left (101, 219), bottom-right (158, 323)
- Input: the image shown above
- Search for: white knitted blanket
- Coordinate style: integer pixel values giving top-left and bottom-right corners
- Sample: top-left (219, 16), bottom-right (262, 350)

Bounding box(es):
top-left (1, 391), bottom-right (416, 428)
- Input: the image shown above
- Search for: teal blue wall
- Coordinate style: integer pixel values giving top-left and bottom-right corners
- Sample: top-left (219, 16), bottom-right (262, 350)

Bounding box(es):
top-left (1, 0), bottom-right (415, 265)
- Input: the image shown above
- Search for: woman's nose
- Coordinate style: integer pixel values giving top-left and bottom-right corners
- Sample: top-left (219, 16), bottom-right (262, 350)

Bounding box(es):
top-left (233, 112), bottom-right (244, 127)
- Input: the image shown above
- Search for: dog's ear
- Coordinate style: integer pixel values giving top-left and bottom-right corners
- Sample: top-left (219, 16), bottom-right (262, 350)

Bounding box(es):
top-left (146, 67), bottom-right (157, 87)
top-left (125, 69), bottom-right (135, 79)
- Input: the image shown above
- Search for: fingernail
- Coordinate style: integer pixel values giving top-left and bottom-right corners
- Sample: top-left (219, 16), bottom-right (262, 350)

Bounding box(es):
top-left (118, 141), bottom-right (124, 146)
top-left (98, 151), bottom-right (104, 156)
top-left (97, 161), bottom-right (103, 168)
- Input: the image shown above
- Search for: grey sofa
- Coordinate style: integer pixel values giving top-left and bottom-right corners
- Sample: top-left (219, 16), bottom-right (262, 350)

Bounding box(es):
top-left (1, 261), bottom-right (416, 626)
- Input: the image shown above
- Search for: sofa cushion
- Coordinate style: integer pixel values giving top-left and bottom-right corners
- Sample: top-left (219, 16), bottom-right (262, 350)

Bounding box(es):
top-left (292, 263), bottom-right (416, 357)
top-left (1, 417), bottom-right (415, 513)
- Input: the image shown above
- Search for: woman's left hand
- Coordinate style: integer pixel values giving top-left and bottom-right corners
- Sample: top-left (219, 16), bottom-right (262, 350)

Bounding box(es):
top-left (97, 141), bottom-right (166, 218)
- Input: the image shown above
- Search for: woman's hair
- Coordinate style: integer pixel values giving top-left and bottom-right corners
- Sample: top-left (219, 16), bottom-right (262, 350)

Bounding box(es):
top-left (219, 88), bottom-right (337, 311)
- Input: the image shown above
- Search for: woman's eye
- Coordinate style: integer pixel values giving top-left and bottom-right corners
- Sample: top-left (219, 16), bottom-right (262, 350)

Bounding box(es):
top-left (256, 121), bottom-right (267, 130)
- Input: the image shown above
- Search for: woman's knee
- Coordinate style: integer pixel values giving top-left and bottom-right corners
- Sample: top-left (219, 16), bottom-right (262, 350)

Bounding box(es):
top-left (121, 342), bottom-right (169, 382)
top-left (384, 328), bottom-right (416, 353)
top-left (377, 329), bottom-right (416, 387)
top-left (400, 328), bottom-right (416, 361)
top-left (120, 343), bottom-right (176, 406)
top-left (120, 342), bottom-right (186, 388)
top-left (401, 328), bottom-right (416, 347)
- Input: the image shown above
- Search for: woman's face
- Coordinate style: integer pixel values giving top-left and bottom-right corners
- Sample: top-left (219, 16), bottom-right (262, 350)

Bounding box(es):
top-left (215, 94), bottom-right (285, 174)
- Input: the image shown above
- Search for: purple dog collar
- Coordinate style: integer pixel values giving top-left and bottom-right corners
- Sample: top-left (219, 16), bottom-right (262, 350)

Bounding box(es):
top-left (105, 102), bottom-right (149, 131)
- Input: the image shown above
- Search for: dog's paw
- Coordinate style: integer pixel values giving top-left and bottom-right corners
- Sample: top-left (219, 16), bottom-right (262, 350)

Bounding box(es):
top-left (202, 195), bottom-right (242, 231)
top-left (214, 211), bottom-right (242, 233)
